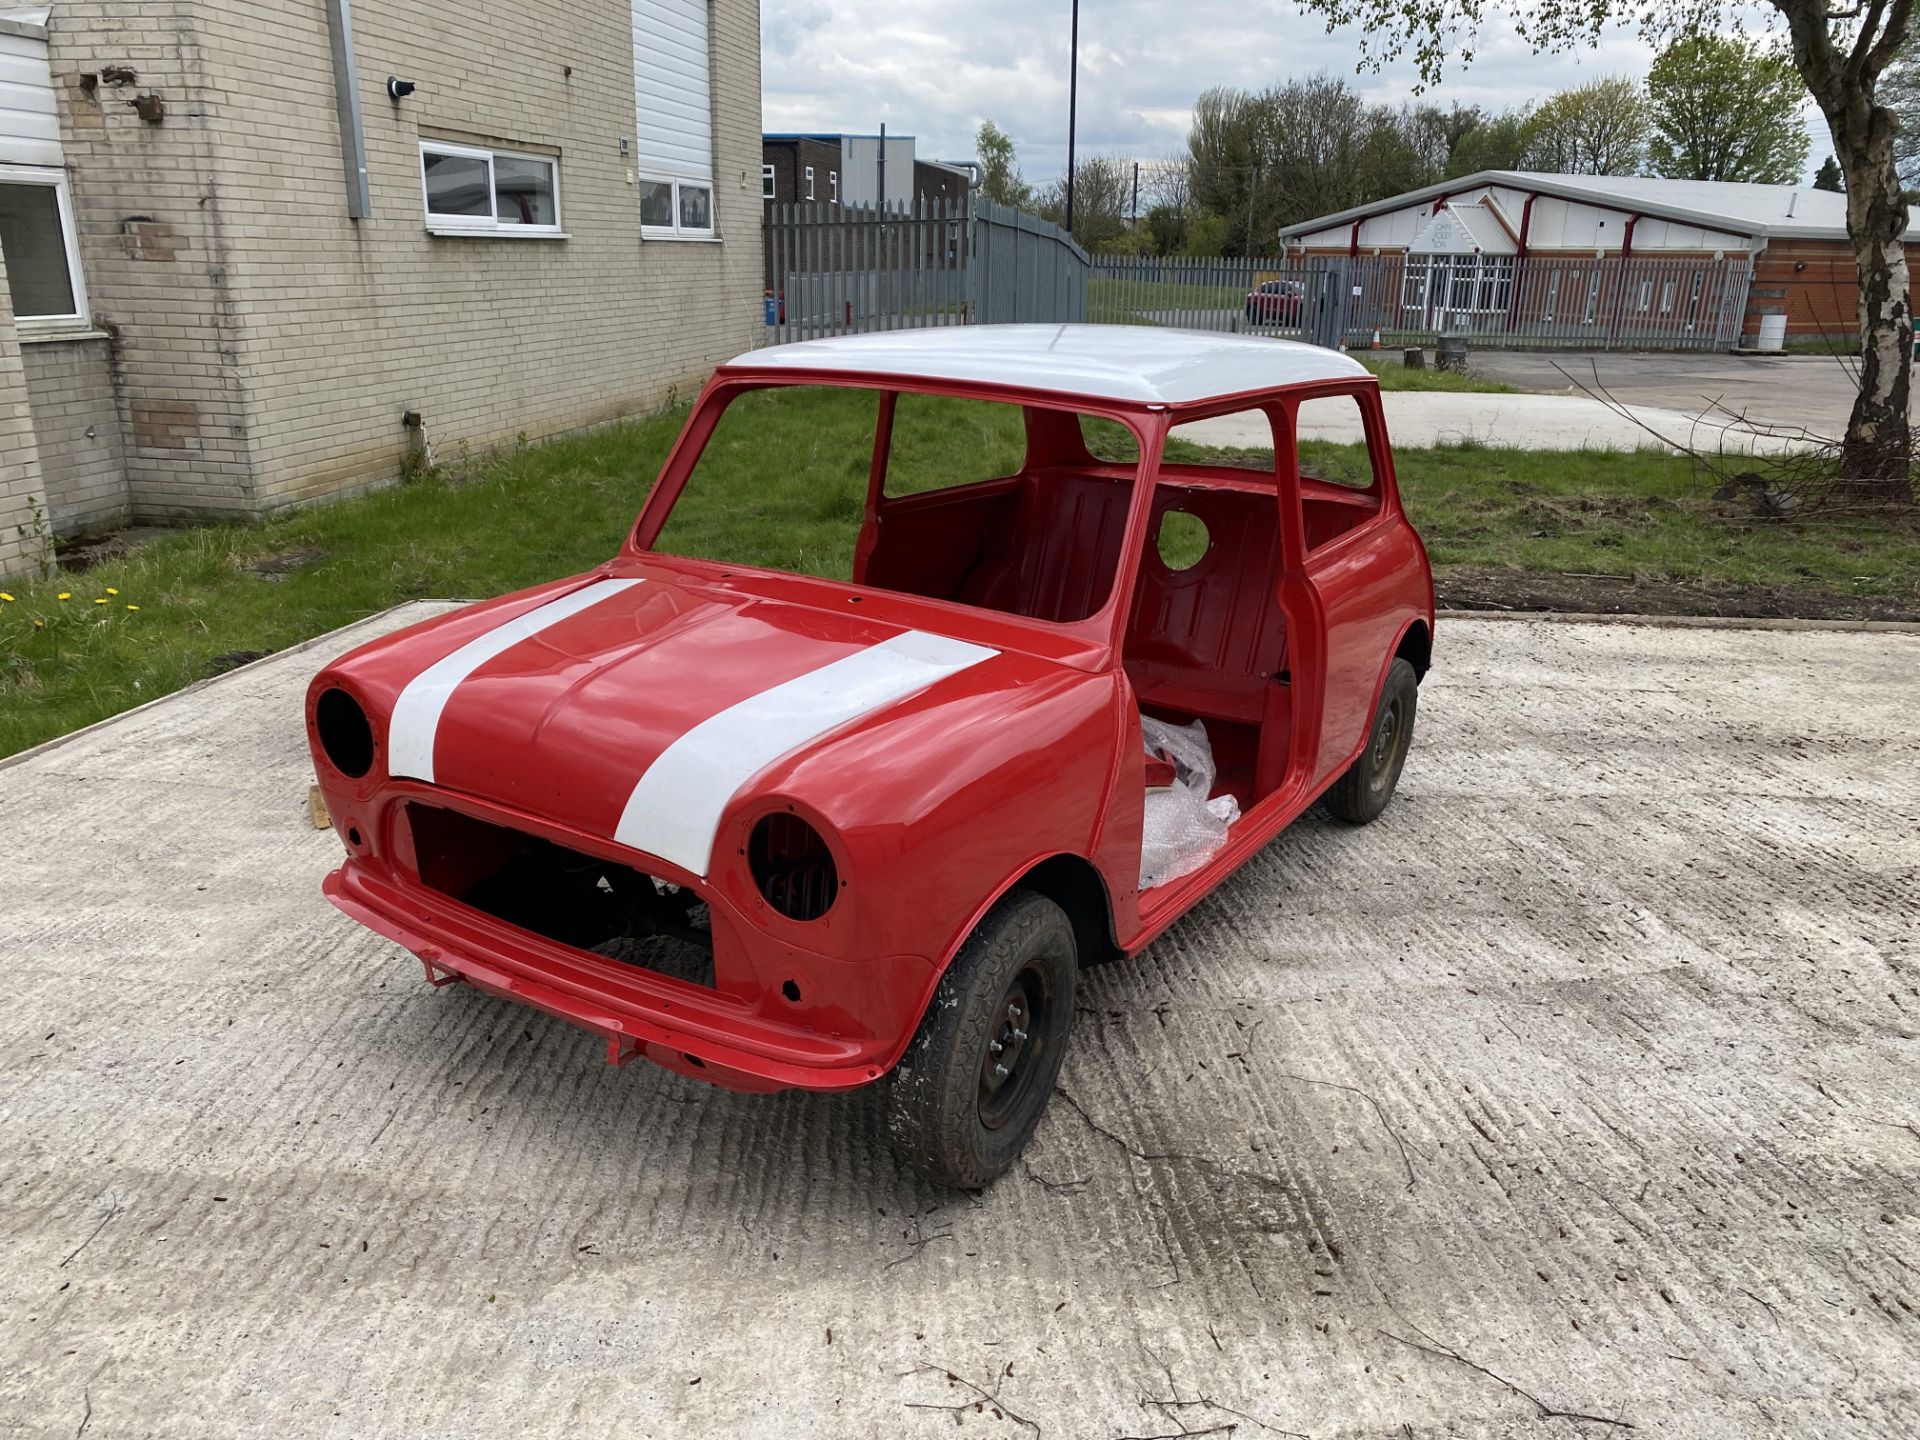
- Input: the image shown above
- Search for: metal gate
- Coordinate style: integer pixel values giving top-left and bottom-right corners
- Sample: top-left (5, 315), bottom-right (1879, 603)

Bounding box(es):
top-left (760, 197), bottom-right (1088, 344)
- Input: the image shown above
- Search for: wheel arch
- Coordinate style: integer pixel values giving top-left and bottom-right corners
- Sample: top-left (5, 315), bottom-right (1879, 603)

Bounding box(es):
top-left (941, 852), bottom-right (1122, 974)
top-left (1394, 617), bottom-right (1432, 681)
top-left (1015, 853), bottom-right (1122, 967)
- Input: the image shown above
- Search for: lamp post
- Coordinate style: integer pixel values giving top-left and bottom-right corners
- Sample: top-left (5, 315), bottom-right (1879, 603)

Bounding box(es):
top-left (1065, 0), bottom-right (1079, 235)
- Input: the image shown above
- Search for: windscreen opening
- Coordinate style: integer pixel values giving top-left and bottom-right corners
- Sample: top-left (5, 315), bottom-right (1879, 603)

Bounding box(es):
top-left (647, 385), bottom-right (1145, 627)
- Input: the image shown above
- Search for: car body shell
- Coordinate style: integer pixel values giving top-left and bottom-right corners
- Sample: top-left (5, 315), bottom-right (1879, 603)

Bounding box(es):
top-left (308, 328), bottom-right (1434, 1095)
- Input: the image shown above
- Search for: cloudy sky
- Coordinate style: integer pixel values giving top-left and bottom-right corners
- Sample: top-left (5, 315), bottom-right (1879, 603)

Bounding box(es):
top-left (760, 2), bottom-right (1826, 184)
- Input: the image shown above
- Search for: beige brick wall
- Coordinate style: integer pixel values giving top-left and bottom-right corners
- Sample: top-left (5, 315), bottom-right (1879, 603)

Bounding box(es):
top-left (43, 3), bottom-right (260, 522)
top-left (19, 336), bottom-right (129, 534)
top-left (0, 248), bottom-right (54, 581)
top-left (44, 0), bottom-right (763, 519)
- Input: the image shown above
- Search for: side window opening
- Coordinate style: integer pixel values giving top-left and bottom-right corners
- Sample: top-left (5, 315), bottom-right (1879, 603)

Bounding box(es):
top-left (1292, 392), bottom-right (1384, 553)
top-left (882, 392), bottom-right (1028, 497)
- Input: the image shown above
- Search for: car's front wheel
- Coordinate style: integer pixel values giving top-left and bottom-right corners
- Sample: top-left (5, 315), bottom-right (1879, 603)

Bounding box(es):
top-left (883, 890), bottom-right (1076, 1189)
top-left (1323, 657), bottom-right (1418, 825)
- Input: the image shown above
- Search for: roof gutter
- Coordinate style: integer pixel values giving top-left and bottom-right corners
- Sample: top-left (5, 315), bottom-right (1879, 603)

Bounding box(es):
top-left (1276, 170), bottom-right (1803, 247)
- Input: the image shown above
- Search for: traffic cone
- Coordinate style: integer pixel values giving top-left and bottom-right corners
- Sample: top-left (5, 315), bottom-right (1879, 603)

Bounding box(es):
top-left (1371, 327), bottom-right (1382, 350)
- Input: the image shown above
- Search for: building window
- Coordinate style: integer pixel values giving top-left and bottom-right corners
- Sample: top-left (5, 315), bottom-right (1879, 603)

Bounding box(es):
top-left (634, 0), bottom-right (717, 240)
top-left (0, 167), bottom-right (87, 329)
top-left (420, 141), bottom-right (562, 236)
top-left (762, 164), bottom-right (775, 200)
top-left (829, 171), bottom-right (838, 204)
top-left (804, 165), bottom-right (815, 201)
top-left (1402, 253), bottom-right (1513, 318)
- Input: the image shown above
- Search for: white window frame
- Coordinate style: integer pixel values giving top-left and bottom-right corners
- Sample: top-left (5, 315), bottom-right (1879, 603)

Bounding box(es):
top-left (829, 170), bottom-right (838, 204)
top-left (639, 175), bottom-right (715, 240)
top-left (419, 140), bottom-right (565, 238)
top-left (803, 165), bottom-right (815, 201)
top-left (761, 164), bottom-right (775, 200)
top-left (1404, 252), bottom-right (1513, 318)
top-left (0, 164), bottom-right (89, 333)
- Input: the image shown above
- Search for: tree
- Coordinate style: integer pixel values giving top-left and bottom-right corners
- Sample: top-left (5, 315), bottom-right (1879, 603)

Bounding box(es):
top-left (1183, 75), bottom-right (1452, 253)
top-left (1185, 86), bottom-right (1269, 253)
top-left (1646, 34), bottom-right (1809, 183)
top-left (1882, 32), bottom-right (1920, 187)
top-left (1037, 155), bottom-right (1131, 250)
top-left (1814, 154), bottom-right (1846, 191)
top-left (1447, 107), bottom-right (1535, 174)
top-left (1519, 76), bottom-right (1650, 175)
top-left (1291, 0), bottom-right (1914, 491)
top-left (975, 120), bottom-right (1032, 209)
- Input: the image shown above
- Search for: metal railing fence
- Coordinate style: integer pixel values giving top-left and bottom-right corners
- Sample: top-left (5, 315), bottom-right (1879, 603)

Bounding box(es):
top-left (762, 212), bottom-right (1757, 352)
top-left (1088, 252), bottom-right (1756, 351)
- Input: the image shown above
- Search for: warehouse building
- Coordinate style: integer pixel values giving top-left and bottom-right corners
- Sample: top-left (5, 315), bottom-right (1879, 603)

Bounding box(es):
top-left (1278, 170), bottom-right (1916, 353)
top-left (1, 0), bottom-right (762, 579)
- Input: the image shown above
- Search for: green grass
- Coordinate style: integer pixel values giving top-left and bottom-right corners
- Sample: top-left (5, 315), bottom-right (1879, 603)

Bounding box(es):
top-left (3, 386), bottom-right (1915, 758)
top-left (1358, 357), bottom-right (1516, 394)
top-left (1086, 277), bottom-right (1241, 322)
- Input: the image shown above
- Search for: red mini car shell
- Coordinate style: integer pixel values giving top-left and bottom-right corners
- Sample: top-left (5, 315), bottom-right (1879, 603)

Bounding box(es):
top-left (308, 325), bottom-right (1434, 1187)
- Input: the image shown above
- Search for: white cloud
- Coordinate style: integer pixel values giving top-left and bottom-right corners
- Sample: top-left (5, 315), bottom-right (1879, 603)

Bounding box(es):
top-left (759, 1), bottom-right (1823, 184)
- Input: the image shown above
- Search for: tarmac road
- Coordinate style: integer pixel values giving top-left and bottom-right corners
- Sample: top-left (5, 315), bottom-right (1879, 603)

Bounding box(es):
top-left (1, 605), bottom-right (1916, 1438)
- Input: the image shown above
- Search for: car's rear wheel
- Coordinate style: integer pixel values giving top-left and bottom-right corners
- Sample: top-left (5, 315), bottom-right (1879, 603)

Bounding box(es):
top-left (1323, 657), bottom-right (1418, 825)
top-left (883, 890), bottom-right (1076, 1189)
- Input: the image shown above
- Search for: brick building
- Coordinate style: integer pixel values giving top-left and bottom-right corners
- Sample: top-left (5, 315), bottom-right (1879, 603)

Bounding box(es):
top-left (761, 132), bottom-right (970, 211)
top-left (0, 0), bottom-right (762, 577)
top-left (1278, 171), bottom-right (1914, 349)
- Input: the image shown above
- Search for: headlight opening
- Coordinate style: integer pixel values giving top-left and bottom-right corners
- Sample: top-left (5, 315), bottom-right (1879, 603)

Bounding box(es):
top-left (315, 687), bottom-right (376, 779)
top-left (748, 812), bottom-right (839, 921)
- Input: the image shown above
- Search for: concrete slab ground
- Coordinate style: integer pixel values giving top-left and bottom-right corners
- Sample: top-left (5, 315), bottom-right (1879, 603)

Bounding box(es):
top-left (1180, 390), bottom-right (1813, 456)
top-left (2, 605), bottom-right (1917, 1438)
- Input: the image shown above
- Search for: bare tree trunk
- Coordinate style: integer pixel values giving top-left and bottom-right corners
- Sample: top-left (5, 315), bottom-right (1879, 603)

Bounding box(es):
top-left (1839, 132), bottom-right (1914, 494)
top-left (1778, 0), bottom-right (1915, 500)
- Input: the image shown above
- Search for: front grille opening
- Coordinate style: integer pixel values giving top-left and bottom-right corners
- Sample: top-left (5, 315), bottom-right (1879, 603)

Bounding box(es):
top-left (408, 803), bottom-right (715, 989)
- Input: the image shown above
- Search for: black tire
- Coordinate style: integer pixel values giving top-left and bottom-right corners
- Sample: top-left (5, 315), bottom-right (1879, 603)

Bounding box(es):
top-left (1323, 657), bottom-right (1418, 825)
top-left (884, 890), bottom-right (1077, 1189)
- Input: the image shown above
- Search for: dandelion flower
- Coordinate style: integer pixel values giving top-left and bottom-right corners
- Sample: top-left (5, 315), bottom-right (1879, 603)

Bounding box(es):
top-left (57, 591), bottom-right (71, 601)
top-left (0, 592), bottom-right (13, 603)
top-left (126, 604), bottom-right (140, 611)
top-left (32, 618), bottom-right (45, 629)
top-left (106, 587), bottom-right (119, 596)
top-left (94, 597), bottom-right (108, 606)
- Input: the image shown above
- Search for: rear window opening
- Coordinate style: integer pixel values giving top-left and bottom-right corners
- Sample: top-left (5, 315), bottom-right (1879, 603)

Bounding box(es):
top-left (407, 804), bottom-right (715, 989)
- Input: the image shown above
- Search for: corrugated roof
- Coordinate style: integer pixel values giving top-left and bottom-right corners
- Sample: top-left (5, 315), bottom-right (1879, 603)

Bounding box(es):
top-left (1280, 169), bottom-right (1918, 244)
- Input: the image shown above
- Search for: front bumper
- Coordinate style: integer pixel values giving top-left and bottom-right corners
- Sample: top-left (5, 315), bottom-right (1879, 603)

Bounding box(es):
top-left (324, 826), bottom-right (929, 1093)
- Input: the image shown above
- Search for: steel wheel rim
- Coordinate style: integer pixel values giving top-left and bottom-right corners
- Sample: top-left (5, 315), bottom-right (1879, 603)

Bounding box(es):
top-left (1369, 694), bottom-right (1405, 789)
top-left (978, 961), bottom-right (1053, 1131)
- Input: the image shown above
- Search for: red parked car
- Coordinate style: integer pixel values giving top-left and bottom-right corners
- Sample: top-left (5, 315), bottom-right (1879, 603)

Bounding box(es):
top-left (307, 325), bottom-right (1434, 1188)
top-left (1244, 279), bottom-right (1305, 326)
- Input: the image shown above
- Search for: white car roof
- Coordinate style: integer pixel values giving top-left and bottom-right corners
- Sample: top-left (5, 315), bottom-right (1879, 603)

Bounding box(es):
top-left (723, 324), bottom-right (1371, 406)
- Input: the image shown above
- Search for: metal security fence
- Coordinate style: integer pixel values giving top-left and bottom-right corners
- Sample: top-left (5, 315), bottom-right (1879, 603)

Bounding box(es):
top-left (1089, 252), bottom-right (1757, 352)
top-left (762, 216), bottom-right (1755, 352)
top-left (760, 197), bottom-right (1088, 343)
top-left (968, 199), bottom-right (1089, 325)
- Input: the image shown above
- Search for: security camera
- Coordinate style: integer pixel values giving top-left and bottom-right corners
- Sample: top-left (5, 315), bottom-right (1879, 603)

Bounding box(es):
top-left (387, 76), bottom-right (416, 102)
